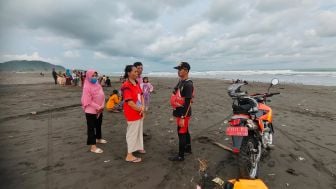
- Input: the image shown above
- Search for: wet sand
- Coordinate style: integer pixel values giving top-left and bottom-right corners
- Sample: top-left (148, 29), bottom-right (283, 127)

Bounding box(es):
top-left (0, 72), bottom-right (335, 189)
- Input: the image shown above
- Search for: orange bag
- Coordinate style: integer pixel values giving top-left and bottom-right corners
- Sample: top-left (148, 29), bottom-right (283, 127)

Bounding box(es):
top-left (170, 79), bottom-right (195, 110)
top-left (170, 89), bottom-right (185, 109)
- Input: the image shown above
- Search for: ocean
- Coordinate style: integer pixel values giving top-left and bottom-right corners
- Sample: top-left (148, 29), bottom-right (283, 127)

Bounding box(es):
top-left (144, 69), bottom-right (336, 86)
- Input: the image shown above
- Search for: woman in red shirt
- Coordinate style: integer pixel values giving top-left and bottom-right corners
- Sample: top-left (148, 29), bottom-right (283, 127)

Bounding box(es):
top-left (121, 65), bottom-right (145, 163)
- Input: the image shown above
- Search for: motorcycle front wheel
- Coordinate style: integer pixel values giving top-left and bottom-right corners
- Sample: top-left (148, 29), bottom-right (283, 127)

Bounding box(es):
top-left (238, 135), bottom-right (261, 178)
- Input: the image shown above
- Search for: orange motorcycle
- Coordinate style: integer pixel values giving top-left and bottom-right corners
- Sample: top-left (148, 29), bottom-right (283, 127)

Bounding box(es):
top-left (226, 79), bottom-right (280, 178)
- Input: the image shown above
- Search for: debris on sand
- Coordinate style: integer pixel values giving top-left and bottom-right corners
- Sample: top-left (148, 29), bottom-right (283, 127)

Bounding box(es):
top-left (212, 177), bottom-right (224, 186)
top-left (104, 160), bottom-right (110, 163)
top-left (198, 159), bottom-right (208, 172)
top-left (298, 156), bottom-right (305, 161)
top-left (286, 168), bottom-right (298, 176)
top-left (30, 111), bottom-right (37, 115)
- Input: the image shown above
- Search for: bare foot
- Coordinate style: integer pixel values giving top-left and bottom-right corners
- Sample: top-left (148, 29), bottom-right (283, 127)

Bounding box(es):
top-left (126, 153), bottom-right (142, 163)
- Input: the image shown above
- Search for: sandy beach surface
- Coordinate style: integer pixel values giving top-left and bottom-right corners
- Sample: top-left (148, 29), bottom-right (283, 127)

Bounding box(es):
top-left (0, 72), bottom-right (335, 189)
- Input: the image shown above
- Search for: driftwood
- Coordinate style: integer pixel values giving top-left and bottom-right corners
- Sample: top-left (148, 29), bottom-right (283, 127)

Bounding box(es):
top-left (196, 136), bottom-right (233, 152)
top-left (210, 141), bottom-right (233, 152)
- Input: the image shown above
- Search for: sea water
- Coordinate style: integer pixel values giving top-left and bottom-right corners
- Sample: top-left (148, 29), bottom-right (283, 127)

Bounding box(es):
top-left (146, 69), bottom-right (336, 86)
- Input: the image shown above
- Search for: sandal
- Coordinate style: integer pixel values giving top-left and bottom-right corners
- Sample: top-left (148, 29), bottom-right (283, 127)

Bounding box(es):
top-left (137, 150), bottom-right (146, 154)
top-left (126, 157), bottom-right (142, 163)
top-left (96, 139), bottom-right (107, 144)
top-left (90, 148), bottom-right (103, 154)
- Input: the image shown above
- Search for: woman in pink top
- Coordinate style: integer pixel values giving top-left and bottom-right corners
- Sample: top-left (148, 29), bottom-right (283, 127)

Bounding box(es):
top-left (81, 70), bottom-right (107, 153)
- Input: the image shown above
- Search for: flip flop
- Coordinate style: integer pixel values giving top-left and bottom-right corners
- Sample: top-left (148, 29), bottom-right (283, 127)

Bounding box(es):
top-left (126, 157), bottom-right (142, 163)
top-left (96, 139), bottom-right (107, 144)
top-left (90, 148), bottom-right (103, 154)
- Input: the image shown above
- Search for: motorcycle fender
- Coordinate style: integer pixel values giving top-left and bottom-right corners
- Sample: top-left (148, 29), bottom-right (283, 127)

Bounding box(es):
top-left (232, 136), bottom-right (244, 153)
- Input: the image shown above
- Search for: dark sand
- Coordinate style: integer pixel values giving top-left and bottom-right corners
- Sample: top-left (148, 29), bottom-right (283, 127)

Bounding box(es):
top-left (0, 73), bottom-right (335, 189)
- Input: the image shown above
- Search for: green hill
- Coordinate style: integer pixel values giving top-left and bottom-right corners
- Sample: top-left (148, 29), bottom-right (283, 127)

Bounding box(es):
top-left (0, 60), bottom-right (65, 72)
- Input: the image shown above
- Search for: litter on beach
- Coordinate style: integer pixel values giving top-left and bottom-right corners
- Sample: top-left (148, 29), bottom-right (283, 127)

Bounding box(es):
top-left (212, 177), bottom-right (225, 186)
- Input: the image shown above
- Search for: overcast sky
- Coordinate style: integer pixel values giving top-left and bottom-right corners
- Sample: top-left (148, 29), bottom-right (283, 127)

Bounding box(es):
top-left (0, 0), bottom-right (336, 73)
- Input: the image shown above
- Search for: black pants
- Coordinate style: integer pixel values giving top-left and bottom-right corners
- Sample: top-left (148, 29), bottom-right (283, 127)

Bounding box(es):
top-left (86, 113), bottom-right (103, 145)
top-left (53, 76), bottom-right (57, 84)
top-left (177, 127), bottom-right (191, 158)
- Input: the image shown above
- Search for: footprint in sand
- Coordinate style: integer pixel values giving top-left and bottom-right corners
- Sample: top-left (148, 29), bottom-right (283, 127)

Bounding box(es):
top-left (124, 182), bottom-right (136, 189)
top-left (267, 160), bottom-right (276, 167)
top-left (18, 161), bottom-right (37, 169)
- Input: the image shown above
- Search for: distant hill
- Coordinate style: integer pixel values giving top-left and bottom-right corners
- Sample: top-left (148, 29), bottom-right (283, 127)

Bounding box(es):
top-left (0, 60), bottom-right (65, 72)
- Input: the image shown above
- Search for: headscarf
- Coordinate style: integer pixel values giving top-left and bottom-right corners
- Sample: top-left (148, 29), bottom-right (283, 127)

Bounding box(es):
top-left (66, 69), bottom-right (71, 77)
top-left (81, 69), bottom-right (104, 109)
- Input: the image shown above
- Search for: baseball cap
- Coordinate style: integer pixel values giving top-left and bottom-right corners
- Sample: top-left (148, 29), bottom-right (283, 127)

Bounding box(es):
top-left (174, 62), bottom-right (190, 71)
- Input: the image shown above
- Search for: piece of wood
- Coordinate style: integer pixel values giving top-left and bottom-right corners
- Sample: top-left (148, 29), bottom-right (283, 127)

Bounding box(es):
top-left (211, 141), bottom-right (233, 152)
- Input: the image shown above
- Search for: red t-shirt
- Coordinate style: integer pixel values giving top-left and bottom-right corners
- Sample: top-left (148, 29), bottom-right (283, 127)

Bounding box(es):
top-left (122, 80), bottom-right (143, 121)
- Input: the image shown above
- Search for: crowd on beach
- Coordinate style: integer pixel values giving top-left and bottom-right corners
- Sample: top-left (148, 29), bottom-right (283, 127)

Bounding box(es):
top-left (52, 68), bottom-right (112, 87)
top-left (71, 61), bottom-right (193, 164)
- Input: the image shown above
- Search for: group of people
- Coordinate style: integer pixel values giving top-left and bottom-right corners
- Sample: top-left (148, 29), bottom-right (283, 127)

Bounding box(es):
top-left (52, 68), bottom-right (112, 87)
top-left (81, 61), bottom-right (193, 163)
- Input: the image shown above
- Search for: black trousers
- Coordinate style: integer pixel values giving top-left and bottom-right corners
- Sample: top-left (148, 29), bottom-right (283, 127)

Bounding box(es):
top-left (53, 76), bottom-right (57, 84)
top-left (86, 113), bottom-right (103, 145)
top-left (177, 127), bottom-right (191, 158)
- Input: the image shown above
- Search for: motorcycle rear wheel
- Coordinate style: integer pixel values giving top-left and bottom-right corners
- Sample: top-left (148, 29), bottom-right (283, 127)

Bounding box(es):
top-left (238, 135), bottom-right (261, 178)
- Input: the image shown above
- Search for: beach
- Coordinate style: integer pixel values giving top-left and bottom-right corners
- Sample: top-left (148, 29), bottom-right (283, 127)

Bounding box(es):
top-left (0, 72), bottom-right (335, 189)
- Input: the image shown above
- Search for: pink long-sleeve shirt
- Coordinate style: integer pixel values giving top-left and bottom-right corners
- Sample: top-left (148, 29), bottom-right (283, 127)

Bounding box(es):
top-left (81, 70), bottom-right (105, 114)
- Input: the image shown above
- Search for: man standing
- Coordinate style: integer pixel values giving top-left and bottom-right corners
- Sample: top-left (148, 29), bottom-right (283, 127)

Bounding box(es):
top-left (134, 62), bottom-right (148, 136)
top-left (169, 62), bottom-right (194, 161)
top-left (133, 62), bottom-right (143, 89)
top-left (105, 77), bottom-right (111, 87)
top-left (52, 68), bottom-right (57, 85)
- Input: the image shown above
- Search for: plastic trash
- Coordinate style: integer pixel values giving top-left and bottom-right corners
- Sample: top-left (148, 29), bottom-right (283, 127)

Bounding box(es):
top-left (212, 177), bottom-right (224, 186)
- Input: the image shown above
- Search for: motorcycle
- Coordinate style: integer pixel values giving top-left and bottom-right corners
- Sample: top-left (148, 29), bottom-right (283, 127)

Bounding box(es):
top-left (226, 79), bottom-right (280, 178)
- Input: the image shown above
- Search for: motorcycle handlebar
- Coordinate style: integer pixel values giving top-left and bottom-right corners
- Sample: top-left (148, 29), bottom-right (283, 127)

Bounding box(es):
top-left (251, 92), bottom-right (280, 98)
top-left (266, 92), bottom-right (280, 97)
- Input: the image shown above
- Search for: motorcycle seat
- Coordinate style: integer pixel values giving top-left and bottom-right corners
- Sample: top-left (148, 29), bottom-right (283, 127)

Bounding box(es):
top-left (231, 114), bottom-right (250, 120)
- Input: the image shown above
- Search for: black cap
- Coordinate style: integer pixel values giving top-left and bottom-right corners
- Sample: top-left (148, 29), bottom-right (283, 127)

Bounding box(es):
top-left (174, 62), bottom-right (190, 71)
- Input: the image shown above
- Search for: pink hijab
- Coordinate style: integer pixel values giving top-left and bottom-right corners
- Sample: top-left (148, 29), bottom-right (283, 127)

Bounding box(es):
top-left (81, 69), bottom-right (105, 110)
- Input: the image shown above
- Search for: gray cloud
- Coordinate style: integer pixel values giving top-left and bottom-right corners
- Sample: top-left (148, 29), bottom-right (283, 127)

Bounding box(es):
top-left (0, 0), bottom-right (335, 71)
top-left (205, 0), bottom-right (250, 24)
